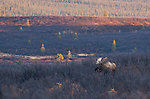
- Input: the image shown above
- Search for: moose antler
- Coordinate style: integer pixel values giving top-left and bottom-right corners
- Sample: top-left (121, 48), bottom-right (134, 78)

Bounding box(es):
top-left (95, 57), bottom-right (116, 72)
top-left (101, 57), bottom-right (108, 63)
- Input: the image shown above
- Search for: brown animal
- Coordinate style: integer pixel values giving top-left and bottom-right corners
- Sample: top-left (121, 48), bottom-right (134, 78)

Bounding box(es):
top-left (95, 57), bottom-right (116, 72)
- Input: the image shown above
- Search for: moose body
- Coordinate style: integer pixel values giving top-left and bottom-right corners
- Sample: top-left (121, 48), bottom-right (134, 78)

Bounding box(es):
top-left (95, 57), bottom-right (116, 72)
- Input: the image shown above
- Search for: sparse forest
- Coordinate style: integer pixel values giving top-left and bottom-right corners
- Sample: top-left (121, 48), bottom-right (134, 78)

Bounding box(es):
top-left (0, 0), bottom-right (150, 17)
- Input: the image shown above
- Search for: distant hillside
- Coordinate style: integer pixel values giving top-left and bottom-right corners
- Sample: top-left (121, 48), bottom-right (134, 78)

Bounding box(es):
top-left (0, 16), bottom-right (150, 26)
top-left (0, 0), bottom-right (150, 17)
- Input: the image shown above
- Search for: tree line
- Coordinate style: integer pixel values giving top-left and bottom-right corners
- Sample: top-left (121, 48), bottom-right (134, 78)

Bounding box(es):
top-left (0, 0), bottom-right (150, 17)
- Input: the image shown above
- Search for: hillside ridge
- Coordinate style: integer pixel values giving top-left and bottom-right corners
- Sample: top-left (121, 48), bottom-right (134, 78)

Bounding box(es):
top-left (0, 16), bottom-right (150, 26)
top-left (0, 0), bottom-right (150, 17)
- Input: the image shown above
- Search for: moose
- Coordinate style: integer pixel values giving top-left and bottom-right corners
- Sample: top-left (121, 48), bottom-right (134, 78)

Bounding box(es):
top-left (95, 57), bottom-right (116, 73)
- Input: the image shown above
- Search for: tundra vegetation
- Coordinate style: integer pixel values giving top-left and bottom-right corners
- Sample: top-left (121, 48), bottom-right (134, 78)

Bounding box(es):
top-left (0, 1), bottom-right (150, 98)
top-left (0, 54), bottom-right (150, 99)
top-left (0, 23), bottom-right (149, 99)
top-left (0, 0), bottom-right (150, 17)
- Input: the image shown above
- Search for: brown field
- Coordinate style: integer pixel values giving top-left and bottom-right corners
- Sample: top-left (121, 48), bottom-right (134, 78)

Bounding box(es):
top-left (0, 16), bottom-right (150, 26)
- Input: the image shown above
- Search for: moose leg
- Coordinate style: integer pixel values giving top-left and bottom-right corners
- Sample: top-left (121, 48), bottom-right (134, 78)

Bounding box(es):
top-left (95, 67), bottom-right (103, 72)
top-left (95, 67), bottom-right (99, 72)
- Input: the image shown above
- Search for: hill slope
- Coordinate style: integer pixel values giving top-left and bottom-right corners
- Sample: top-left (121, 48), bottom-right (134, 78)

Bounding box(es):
top-left (0, 16), bottom-right (150, 26)
top-left (0, 0), bottom-right (150, 17)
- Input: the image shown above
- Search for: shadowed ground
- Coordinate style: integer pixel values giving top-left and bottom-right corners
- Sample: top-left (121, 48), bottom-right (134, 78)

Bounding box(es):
top-left (0, 54), bottom-right (149, 99)
top-left (0, 25), bottom-right (150, 56)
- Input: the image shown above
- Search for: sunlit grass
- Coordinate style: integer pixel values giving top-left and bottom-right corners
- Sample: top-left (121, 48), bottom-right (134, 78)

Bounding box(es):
top-left (56, 53), bottom-right (64, 61)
